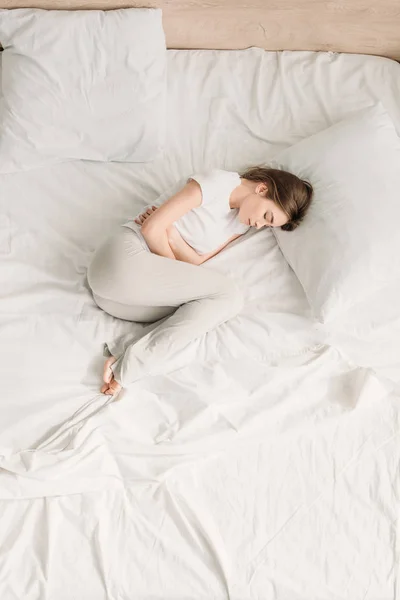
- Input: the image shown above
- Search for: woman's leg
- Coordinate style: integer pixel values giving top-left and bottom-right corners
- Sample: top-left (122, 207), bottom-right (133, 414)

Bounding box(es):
top-left (91, 293), bottom-right (175, 323)
top-left (88, 228), bottom-right (178, 323)
top-left (88, 227), bottom-right (244, 388)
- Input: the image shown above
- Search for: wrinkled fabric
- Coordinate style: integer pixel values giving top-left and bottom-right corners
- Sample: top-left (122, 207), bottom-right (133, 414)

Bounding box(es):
top-left (0, 48), bottom-right (399, 600)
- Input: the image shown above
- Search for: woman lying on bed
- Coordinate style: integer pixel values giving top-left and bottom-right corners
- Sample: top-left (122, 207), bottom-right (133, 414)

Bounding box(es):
top-left (87, 167), bottom-right (313, 397)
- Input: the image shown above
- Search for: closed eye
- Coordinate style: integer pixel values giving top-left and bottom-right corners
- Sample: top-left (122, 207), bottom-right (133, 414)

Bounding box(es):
top-left (264, 211), bottom-right (274, 226)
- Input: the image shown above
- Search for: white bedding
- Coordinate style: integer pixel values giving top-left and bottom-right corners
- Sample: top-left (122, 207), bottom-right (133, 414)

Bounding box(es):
top-left (0, 49), bottom-right (399, 599)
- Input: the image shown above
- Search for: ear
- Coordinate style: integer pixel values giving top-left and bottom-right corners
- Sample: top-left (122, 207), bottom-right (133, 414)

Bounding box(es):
top-left (256, 183), bottom-right (268, 196)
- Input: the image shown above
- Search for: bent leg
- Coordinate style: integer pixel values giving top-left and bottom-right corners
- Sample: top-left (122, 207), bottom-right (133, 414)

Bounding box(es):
top-left (92, 293), bottom-right (176, 323)
top-left (87, 228), bottom-right (244, 387)
top-left (88, 227), bottom-right (176, 323)
top-left (111, 252), bottom-right (244, 386)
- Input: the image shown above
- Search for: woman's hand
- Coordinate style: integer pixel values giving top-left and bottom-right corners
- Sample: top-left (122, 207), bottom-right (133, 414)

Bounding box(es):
top-left (134, 205), bottom-right (158, 225)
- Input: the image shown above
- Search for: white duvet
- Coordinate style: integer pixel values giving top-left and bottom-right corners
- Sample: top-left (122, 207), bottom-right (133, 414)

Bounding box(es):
top-left (0, 49), bottom-right (399, 600)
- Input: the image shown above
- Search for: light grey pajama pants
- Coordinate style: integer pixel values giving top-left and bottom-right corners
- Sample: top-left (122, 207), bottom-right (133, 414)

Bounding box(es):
top-left (87, 226), bottom-right (244, 387)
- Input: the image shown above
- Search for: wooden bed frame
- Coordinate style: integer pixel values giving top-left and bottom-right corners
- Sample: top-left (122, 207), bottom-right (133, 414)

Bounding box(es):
top-left (1, 0), bottom-right (400, 61)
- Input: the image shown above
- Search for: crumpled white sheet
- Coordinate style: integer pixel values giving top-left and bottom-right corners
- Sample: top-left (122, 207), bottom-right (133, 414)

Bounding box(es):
top-left (0, 48), bottom-right (399, 599)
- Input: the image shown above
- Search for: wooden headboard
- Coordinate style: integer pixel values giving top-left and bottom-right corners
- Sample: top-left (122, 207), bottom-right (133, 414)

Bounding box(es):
top-left (1, 0), bottom-right (400, 61)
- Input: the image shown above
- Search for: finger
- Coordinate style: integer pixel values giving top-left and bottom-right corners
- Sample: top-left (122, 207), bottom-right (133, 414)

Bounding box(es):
top-left (146, 209), bottom-right (152, 215)
top-left (152, 206), bottom-right (157, 210)
top-left (101, 383), bottom-right (109, 394)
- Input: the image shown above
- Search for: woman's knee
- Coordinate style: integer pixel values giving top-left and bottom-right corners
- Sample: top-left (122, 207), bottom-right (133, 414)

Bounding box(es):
top-left (87, 229), bottom-right (139, 297)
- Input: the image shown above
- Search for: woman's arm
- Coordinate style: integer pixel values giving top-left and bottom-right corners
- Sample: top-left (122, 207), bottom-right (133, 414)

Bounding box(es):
top-left (141, 181), bottom-right (202, 237)
top-left (137, 208), bottom-right (203, 263)
top-left (135, 192), bottom-right (242, 264)
top-left (166, 226), bottom-right (203, 265)
top-left (139, 181), bottom-right (202, 261)
top-left (141, 227), bottom-right (177, 260)
top-left (167, 226), bottom-right (243, 265)
top-left (134, 206), bottom-right (176, 260)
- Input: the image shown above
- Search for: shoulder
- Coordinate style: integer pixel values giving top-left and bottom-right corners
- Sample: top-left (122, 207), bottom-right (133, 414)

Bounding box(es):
top-left (188, 169), bottom-right (240, 201)
top-left (189, 169), bottom-right (239, 184)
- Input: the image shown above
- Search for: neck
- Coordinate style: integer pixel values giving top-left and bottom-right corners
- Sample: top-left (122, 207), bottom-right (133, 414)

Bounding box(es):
top-left (229, 178), bottom-right (256, 209)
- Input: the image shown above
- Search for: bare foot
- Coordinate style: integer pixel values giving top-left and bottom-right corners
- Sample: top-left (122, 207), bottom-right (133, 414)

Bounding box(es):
top-left (103, 356), bottom-right (117, 383)
top-left (101, 379), bottom-right (122, 397)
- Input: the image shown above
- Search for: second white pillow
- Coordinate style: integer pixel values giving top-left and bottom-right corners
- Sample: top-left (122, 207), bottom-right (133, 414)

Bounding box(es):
top-left (271, 104), bottom-right (400, 323)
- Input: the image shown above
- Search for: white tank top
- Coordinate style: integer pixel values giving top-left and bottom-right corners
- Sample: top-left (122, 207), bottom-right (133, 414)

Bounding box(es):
top-left (123, 169), bottom-right (250, 255)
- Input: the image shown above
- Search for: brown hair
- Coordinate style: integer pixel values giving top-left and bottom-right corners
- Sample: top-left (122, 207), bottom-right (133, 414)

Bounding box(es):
top-left (240, 166), bottom-right (313, 231)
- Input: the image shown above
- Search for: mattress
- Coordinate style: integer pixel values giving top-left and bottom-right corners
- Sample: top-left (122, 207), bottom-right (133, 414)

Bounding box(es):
top-left (0, 49), bottom-right (399, 600)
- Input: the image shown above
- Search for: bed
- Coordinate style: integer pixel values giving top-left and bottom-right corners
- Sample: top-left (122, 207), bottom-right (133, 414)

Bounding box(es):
top-left (0, 4), bottom-right (400, 600)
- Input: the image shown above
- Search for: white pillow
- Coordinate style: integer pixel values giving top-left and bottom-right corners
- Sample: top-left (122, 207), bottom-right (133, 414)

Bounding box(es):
top-left (0, 8), bottom-right (166, 172)
top-left (271, 104), bottom-right (400, 323)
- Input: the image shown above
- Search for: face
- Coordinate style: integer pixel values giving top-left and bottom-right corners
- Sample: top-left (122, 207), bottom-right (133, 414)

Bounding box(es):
top-left (238, 183), bottom-right (289, 229)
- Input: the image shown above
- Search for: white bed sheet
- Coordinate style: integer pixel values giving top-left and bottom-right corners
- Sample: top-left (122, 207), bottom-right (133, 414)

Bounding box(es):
top-left (0, 49), bottom-right (399, 600)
